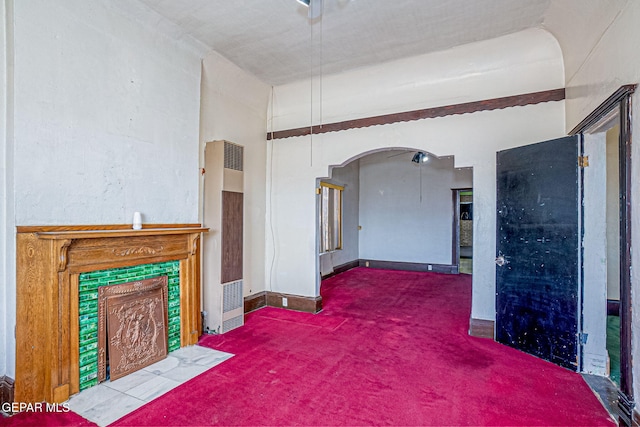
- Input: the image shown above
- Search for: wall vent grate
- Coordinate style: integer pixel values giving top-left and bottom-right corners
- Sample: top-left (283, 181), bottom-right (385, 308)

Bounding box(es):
top-left (224, 141), bottom-right (244, 171)
top-left (222, 315), bottom-right (243, 333)
top-left (223, 280), bottom-right (243, 313)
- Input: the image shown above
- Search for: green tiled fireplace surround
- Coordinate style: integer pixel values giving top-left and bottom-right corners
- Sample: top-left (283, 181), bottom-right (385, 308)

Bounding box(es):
top-left (78, 261), bottom-right (181, 391)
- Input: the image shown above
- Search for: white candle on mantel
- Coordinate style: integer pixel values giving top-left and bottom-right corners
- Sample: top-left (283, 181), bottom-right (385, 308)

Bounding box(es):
top-left (132, 212), bottom-right (142, 230)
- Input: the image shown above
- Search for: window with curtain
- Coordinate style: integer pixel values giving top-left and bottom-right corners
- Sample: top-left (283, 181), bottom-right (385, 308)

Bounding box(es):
top-left (319, 182), bottom-right (343, 253)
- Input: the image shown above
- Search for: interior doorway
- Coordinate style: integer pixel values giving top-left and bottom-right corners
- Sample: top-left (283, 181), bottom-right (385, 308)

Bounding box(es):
top-left (570, 84), bottom-right (635, 425)
top-left (452, 189), bottom-right (473, 274)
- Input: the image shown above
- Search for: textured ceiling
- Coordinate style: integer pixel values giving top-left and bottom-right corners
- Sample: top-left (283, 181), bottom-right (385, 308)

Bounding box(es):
top-left (137, 0), bottom-right (551, 85)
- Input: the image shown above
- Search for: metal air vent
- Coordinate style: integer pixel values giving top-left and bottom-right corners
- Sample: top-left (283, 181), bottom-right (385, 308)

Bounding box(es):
top-left (222, 315), bottom-right (243, 333)
top-left (224, 141), bottom-right (244, 171)
top-left (223, 280), bottom-right (243, 313)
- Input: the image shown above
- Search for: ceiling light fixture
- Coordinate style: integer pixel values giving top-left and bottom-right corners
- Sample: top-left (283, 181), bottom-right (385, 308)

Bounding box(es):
top-left (412, 152), bottom-right (428, 164)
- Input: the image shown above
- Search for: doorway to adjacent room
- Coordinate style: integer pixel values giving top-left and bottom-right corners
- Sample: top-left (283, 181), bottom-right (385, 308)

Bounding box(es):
top-left (453, 189), bottom-right (473, 275)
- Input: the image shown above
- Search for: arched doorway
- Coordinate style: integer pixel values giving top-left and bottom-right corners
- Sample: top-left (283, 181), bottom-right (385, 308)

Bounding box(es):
top-left (317, 148), bottom-right (473, 282)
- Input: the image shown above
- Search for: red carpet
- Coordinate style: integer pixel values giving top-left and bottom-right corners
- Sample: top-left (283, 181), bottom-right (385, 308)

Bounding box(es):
top-left (0, 410), bottom-right (95, 427)
top-left (112, 267), bottom-right (613, 426)
top-left (3, 268), bottom-right (615, 426)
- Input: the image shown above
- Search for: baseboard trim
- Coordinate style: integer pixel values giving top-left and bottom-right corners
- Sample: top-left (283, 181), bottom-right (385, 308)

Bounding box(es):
top-left (244, 291), bottom-right (267, 313)
top-left (608, 299), bottom-right (620, 316)
top-left (359, 259), bottom-right (457, 274)
top-left (245, 291), bottom-right (322, 314)
top-left (246, 257), bottom-right (456, 316)
top-left (266, 292), bottom-right (322, 313)
top-left (322, 259), bottom-right (360, 280)
top-left (469, 318), bottom-right (495, 339)
top-left (0, 376), bottom-right (14, 409)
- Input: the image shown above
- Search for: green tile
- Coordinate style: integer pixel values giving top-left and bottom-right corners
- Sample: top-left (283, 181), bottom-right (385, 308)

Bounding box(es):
top-left (79, 350), bottom-right (98, 366)
top-left (79, 292), bottom-right (98, 302)
top-left (79, 362), bottom-right (97, 376)
top-left (79, 342), bottom-right (98, 355)
top-left (79, 376), bottom-right (98, 391)
top-left (77, 261), bottom-right (181, 391)
top-left (168, 338), bottom-right (180, 351)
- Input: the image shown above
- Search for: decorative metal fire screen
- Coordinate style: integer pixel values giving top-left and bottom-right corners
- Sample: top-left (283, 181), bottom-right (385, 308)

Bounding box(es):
top-left (98, 276), bottom-right (169, 382)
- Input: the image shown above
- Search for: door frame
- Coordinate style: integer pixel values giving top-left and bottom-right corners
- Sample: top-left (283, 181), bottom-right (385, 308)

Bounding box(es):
top-left (570, 84), bottom-right (636, 425)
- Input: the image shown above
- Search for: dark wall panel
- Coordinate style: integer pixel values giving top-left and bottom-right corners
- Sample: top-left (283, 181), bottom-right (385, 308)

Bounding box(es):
top-left (222, 191), bottom-right (243, 283)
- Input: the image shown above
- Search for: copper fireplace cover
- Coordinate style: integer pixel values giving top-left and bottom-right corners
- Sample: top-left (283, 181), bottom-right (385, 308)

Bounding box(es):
top-left (98, 276), bottom-right (168, 382)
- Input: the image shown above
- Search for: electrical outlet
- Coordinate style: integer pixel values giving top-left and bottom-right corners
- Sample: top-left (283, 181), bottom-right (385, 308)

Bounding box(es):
top-left (365, 261), bottom-right (370, 267)
top-left (428, 264), bottom-right (433, 271)
top-left (282, 297), bottom-right (288, 307)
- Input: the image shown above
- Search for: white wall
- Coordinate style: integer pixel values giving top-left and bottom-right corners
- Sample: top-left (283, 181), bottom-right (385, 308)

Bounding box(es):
top-left (272, 28), bottom-right (564, 131)
top-left (582, 132), bottom-right (608, 376)
top-left (267, 28), bottom-right (566, 318)
top-left (545, 0), bottom-right (634, 131)
top-left (548, 0), bottom-right (640, 400)
top-left (0, 0), bottom-right (14, 380)
top-left (14, 0), bottom-right (203, 225)
top-left (4, 0), bottom-right (204, 379)
top-left (358, 151), bottom-right (471, 264)
top-left (199, 51), bottom-right (270, 297)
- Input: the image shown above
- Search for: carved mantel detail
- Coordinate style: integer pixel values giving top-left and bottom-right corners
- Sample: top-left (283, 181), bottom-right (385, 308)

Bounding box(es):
top-left (112, 245), bottom-right (165, 257)
top-left (57, 240), bottom-right (72, 272)
top-left (189, 234), bottom-right (200, 256)
top-left (15, 225), bottom-right (208, 404)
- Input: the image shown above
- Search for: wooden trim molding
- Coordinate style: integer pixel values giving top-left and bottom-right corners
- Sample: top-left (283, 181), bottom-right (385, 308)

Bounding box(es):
top-left (359, 259), bottom-right (457, 274)
top-left (469, 318), bottom-right (495, 339)
top-left (245, 291), bottom-right (323, 314)
top-left (244, 291), bottom-right (267, 313)
top-left (618, 89), bottom-right (634, 415)
top-left (268, 88), bottom-right (565, 140)
top-left (0, 376), bottom-right (14, 409)
top-left (15, 225), bottom-right (207, 404)
top-left (266, 292), bottom-right (322, 313)
top-left (16, 223), bottom-right (202, 233)
top-left (321, 260), bottom-right (360, 280)
top-left (569, 84), bottom-right (636, 135)
top-left (569, 85), bottom-right (636, 424)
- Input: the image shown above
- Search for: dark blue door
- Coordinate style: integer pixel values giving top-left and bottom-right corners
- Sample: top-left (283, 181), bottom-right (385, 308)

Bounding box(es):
top-left (496, 136), bottom-right (580, 371)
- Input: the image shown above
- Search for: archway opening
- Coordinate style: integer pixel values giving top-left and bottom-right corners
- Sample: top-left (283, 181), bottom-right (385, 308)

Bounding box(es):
top-left (316, 148), bottom-right (473, 283)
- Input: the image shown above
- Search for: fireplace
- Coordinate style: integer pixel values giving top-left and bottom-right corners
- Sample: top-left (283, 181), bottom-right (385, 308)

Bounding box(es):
top-left (78, 262), bottom-right (182, 391)
top-left (15, 225), bottom-right (207, 404)
top-left (98, 276), bottom-right (169, 382)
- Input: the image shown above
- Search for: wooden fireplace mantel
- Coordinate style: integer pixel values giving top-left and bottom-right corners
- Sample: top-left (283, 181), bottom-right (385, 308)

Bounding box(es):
top-left (15, 225), bottom-right (208, 404)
